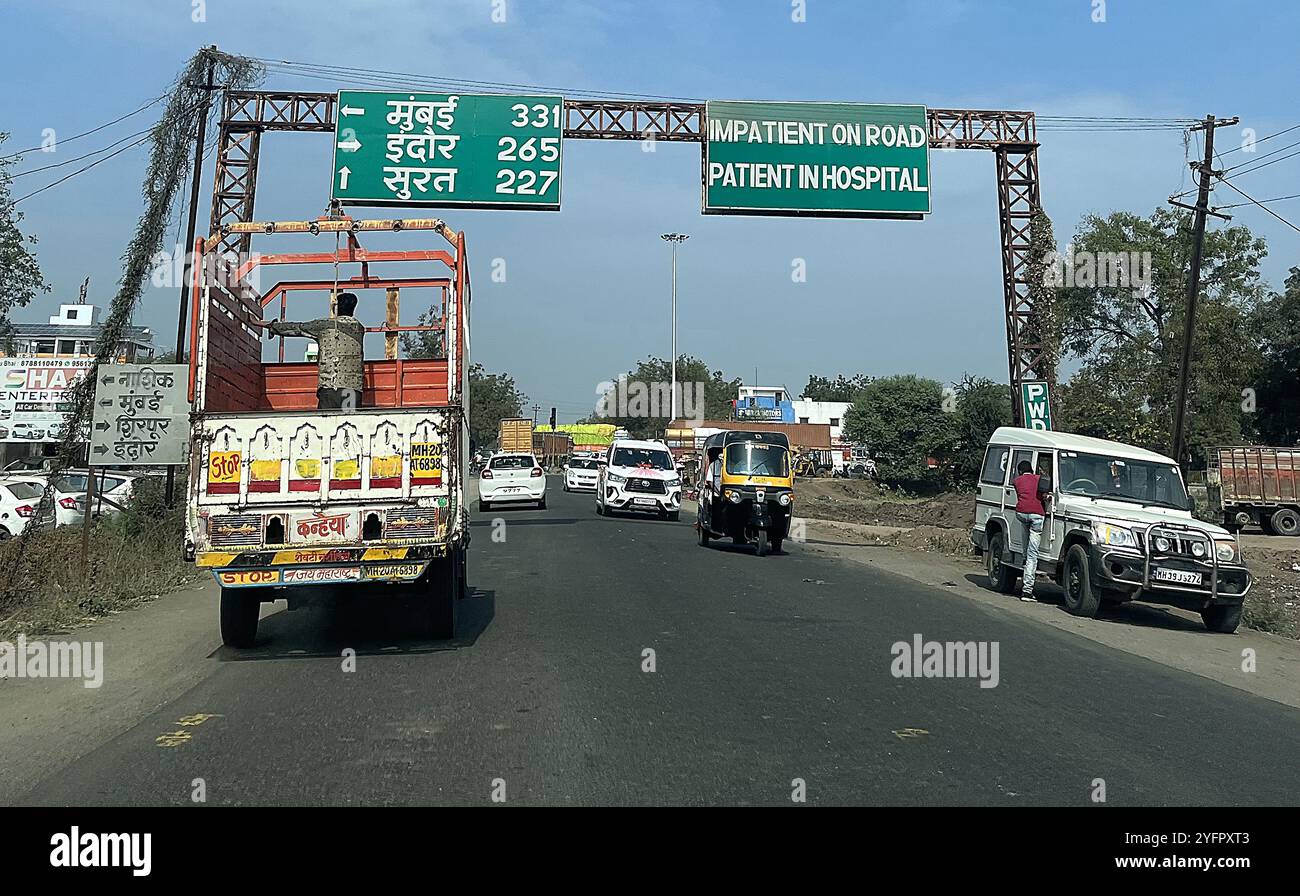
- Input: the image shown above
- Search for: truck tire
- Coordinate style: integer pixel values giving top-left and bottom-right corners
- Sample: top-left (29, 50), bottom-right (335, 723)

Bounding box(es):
top-left (986, 530), bottom-right (1018, 594)
top-left (1062, 544), bottom-right (1102, 618)
top-left (1201, 602), bottom-right (1243, 634)
top-left (219, 588), bottom-right (259, 648)
top-left (1266, 507), bottom-right (1299, 536)
top-left (423, 556), bottom-right (458, 640)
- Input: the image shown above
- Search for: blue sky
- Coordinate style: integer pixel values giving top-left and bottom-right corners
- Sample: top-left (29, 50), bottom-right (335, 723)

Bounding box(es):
top-left (2, 0), bottom-right (1297, 422)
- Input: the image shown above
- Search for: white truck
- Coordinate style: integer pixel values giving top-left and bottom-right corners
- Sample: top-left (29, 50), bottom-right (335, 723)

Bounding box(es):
top-left (184, 218), bottom-right (471, 646)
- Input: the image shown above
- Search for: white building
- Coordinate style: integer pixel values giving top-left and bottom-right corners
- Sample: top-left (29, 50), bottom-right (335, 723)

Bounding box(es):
top-left (792, 399), bottom-right (853, 446)
top-left (737, 385), bottom-right (790, 403)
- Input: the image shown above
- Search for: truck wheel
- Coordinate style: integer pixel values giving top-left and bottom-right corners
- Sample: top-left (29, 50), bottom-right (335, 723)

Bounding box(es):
top-left (479, 499), bottom-right (490, 512)
top-left (755, 529), bottom-right (770, 557)
top-left (1267, 507), bottom-right (1299, 536)
top-left (1201, 602), bottom-right (1243, 634)
top-left (1062, 544), bottom-right (1102, 618)
top-left (423, 557), bottom-right (458, 640)
top-left (986, 531), bottom-right (1018, 594)
top-left (219, 588), bottom-right (259, 648)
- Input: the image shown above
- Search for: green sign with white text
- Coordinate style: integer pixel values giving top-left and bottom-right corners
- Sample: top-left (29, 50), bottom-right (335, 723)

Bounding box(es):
top-left (1020, 382), bottom-right (1053, 431)
top-left (331, 90), bottom-right (564, 209)
top-left (703, 101), bottom-right (931, 218)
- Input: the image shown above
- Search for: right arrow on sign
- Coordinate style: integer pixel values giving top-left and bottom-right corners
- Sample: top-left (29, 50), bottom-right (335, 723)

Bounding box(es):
top-left (337, 136), bottom-right (361, 152)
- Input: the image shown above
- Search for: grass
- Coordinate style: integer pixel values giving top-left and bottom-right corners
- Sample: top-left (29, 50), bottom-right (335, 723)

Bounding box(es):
top-left (0, 479), bottom-right (202, 640)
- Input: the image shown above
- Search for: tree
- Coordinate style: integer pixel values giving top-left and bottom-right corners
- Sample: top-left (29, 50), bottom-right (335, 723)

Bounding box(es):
top-left (0, 133), bottom-right (50, 346)
top-left (400, 309), bottom-right (446, 360)
top-left (468, 363), bottom-right (527, 450)
top-left (951, 374), bottom-right (1012, 485)
top-left (1251, 266), bottom-right (1300, 445)
top-left (843, 375), bottom-right (954, 490)
top-left (1025, 208), bottom-right (1061, 389)
top-left (801, 373), bottom-right (871, 402)
top-left (1054, 207), bottom-right (1268, 461)
top-left (591, 355), bottom-right (741, 439)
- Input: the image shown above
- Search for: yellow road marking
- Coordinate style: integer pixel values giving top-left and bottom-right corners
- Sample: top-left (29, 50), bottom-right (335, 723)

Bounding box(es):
top-left (156, 713), bottom-right (224, 748)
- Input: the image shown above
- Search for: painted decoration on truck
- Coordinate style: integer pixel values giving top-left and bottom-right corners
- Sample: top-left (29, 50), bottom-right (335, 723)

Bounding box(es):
top-left (370, 421), bottom-right (403, 489)
top-left (411, 418), bottom-right (444, 487)
top-left (248, 424), bottom-right (284, 493)
top-left (289, 424), bottom-right (322, 492)
top-left (292, 509), bottom-right (355, 542)
top-left (329, 423), bottom-right (362, 490)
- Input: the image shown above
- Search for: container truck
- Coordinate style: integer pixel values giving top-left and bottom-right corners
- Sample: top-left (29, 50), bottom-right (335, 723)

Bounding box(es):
top-left (498, 417), bottom-right (533, 454)
top-left (184, 217), bottom-right (472, 646)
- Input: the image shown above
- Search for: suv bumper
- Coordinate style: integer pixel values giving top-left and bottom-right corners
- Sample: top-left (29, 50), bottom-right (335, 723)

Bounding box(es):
top-left (1090, 545), bottom-right (1251, 609)
top-left (603, 484), bottom-right (681, 513)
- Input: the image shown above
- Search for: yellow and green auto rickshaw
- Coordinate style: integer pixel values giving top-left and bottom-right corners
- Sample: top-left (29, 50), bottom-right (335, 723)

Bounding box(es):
top-left (695, 430), bottom-right (794, 556)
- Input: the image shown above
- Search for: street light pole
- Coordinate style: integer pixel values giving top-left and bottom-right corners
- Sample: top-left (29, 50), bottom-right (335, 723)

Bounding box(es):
top-left (660, 233), bottom-right (688, 421)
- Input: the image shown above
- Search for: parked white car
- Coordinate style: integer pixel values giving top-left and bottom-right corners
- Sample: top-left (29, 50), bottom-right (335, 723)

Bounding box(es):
top-left (10, 422), bottom-right (47, 441)
top-left (595, 439), bottom-right (682, 520)
top-left (563, 456), bottom-right (601, 492)
top-left (971, 427), bottom-right (1251, 633)
top-left (43, 470), bottom-right (143, 527)
top-left (478, 453), bottom-right (547, 510)
top-left (0, 478), bottom-right (44, 539)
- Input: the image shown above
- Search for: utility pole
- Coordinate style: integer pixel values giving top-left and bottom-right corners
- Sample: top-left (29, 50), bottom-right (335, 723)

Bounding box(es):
top-left (532, 404), bottom-right (540, 425)
top-left (168, 45), bottom-right (218, 507)
top-left (660, 233), bottom-right (688, 421)
top-left (1167, 114), bottom-right (1237, 467)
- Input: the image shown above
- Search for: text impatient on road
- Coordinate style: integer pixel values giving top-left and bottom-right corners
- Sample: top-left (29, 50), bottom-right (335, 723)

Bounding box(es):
top-left (331, 90), bottom-right (564, 209)
top-left (703, 101), bottom-right (931, 218)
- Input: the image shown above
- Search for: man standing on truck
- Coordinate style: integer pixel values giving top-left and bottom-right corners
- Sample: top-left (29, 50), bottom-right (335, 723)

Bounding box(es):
top-left (258, 292), bottom-right (365, 410)
top-left (1013, 459), bottom-right (1052, 602)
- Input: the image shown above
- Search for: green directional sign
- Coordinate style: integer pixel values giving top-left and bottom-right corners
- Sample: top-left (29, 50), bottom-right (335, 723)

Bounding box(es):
top-left (1020, 381), bottom-right (1053, 431)
top-left (703, 101), bottom-right (931, 218)
top-left (331, 90), bottom-right (564, 210)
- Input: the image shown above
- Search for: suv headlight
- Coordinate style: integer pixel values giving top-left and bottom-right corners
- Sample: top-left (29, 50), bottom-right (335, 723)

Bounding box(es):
top-left (1093, 522), bottom-right (1137, 548)
top-left (607, 473), bottom-right (626, 484)
top-left (1215, 541), bottom-right (1238, 563)
top-left (666, 477), bottom-right (680, 488)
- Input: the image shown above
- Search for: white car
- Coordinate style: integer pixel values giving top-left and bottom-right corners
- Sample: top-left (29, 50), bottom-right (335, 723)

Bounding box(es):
top-left (10, 422), bottom-right (47, 441)
top-left (478, 453), bottom-right (547, 510)
top-left (0, 478), bottom-right (44, 539)
top-left (563, 456), bottom-right (601, 492)
top-left (596, 439), bottom-right (682, 520)
top-left (45, 470), bottom-right (142, 527)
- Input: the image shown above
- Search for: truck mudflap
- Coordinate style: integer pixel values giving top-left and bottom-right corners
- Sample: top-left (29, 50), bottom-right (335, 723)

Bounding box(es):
top-left (202, 543), bottom-right (450, 589)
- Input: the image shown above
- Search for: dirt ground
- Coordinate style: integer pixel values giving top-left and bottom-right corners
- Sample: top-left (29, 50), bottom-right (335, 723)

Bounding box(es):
top-left (794, 477), bottom-right (1300, 639)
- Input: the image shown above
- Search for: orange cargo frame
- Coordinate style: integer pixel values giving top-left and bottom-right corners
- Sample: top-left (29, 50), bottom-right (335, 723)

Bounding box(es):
top-left (187, 218), bottom-right (470, 415)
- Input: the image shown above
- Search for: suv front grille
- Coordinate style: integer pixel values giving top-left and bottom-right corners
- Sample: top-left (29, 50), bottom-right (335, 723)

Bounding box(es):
top-left (1138, 529), bottom-right (1211, 559)
top-left (625, 478), bottom-right (667, 494)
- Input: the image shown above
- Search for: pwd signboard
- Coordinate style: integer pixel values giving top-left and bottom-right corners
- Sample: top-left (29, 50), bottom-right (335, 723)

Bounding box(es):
top-left (90, 364), bottom-right (191, 464)
top-left (331, 90), bottom-right (564, 210)
top-left (703, 101), bottom-right (931, 218)
top-left (1020, 381), bottom-right (1053, 431)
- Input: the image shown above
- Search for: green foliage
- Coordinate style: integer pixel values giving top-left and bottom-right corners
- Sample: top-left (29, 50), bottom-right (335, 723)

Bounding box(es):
top-left (0, 132), bottom-right (50, 343)
top-left (591, 355), bottom-right (741, 439)
top-left (951, 375), bottom-right (1012, 485)
top-left (843, 375), bottom-right (954, 490)
top-left (1025, 208), bottom-right (1061, 387)
top-left (1251, 266), bottom-right (1300, 445)
top-left (802, 373), bottom-right (871, 402)
top-left (400, 309), bottom-right (446, 360)
top-left (468, 362), bottom-right (527, 450)
top-left (1055, 207), bottom-right (1269, 462)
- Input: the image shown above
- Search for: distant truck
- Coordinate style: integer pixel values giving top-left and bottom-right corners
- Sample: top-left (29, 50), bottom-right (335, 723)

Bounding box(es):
top-left (185, 218), bottom-right (472, 647)
top-left (498, 417), bottom-right (534, 454)
top-left (1208, 446), bottom-right (1300, 536)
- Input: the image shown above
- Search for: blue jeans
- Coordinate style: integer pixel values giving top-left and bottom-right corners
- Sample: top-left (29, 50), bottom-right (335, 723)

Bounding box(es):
top-left (1016, 511), bottom-right (1044, 594)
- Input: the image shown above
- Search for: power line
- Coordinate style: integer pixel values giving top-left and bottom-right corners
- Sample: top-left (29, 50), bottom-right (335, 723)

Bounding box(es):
top-left (1219, 121), bottom-right (1300, 155)
top-left (1216, 191), bottom-right (1300, 209)
top-left (11, 133), bottom-right (153, 205)
top-left (0, 94), bottom-right (165, 160)
top-left (1226, 146), bottom-right (1300, 179)
top-left (1222, 136), bottom-right (1300, 173)
top-left (11, 124), bottom-right (157, 178)
top-left (1215, 178), bottom-right (1300, 235)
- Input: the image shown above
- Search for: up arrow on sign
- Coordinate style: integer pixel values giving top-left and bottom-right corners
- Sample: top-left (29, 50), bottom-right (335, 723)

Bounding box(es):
top-left (338, 166), bottom-right (351, 189)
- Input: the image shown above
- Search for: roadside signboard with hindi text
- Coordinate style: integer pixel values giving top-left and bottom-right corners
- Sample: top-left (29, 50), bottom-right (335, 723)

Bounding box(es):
top-left (330, 90), bottom-right (564, 210)
top-left (703, 101), bottom-right (931, 218)
top-left (90, 364), bottom-right (191, 465)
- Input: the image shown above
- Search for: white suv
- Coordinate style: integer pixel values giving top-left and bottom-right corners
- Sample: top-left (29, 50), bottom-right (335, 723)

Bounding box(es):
top-left (971, 427), bottom-right (1251, 633)
top-left (596, 439), bottom-right (682, 520)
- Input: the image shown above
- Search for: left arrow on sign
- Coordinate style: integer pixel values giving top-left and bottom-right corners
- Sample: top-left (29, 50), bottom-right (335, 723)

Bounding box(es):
top-left (337, 136), bottom-right (362, 152)
top-left (340, 105), bottom-right (365, 117)
top-left (339, 166), bottom-right (351, 189)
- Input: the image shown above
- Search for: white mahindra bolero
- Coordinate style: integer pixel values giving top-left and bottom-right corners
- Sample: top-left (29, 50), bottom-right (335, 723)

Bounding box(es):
top-left (971, 427), bottom-right (1251, 633)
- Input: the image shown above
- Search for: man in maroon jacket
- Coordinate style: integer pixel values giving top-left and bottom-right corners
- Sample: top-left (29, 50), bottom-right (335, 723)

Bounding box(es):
top-left (1012, 459), bottom-right (1052, 601)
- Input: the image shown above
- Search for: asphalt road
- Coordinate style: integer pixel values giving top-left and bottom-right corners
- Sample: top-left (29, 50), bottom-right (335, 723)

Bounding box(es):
top-left (18, 477), bottom-right (1300, 806)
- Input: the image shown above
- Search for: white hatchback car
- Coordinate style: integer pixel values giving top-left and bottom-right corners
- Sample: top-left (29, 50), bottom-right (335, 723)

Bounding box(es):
top-left (563, 456), bottom-right (601, 492)
top-left (0, 478), bottom-right (45, 539)
top-left (478, 453), bottom-right (547, 511)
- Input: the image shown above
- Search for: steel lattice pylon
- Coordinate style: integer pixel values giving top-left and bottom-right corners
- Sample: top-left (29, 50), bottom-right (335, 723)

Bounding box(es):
top-left (210, 91), bottom-right (1046, 421)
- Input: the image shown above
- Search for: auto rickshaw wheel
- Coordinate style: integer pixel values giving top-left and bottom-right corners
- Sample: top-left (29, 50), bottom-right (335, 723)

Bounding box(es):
top-left (755, 529), bottom-right (770, 557)
top-left (697, 522), bottom-right (711, 546)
